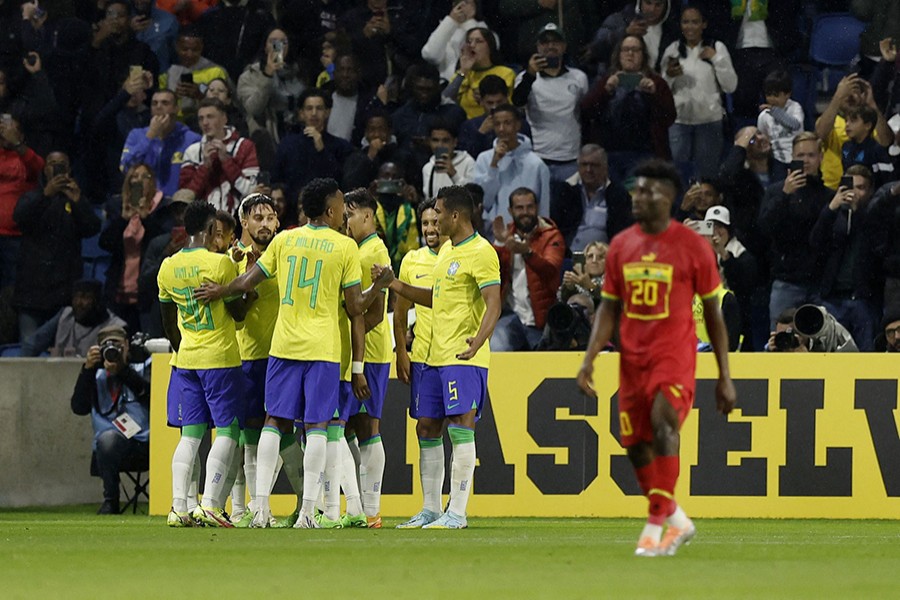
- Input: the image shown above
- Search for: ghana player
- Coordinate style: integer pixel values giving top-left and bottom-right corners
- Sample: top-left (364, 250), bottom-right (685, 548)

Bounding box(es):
top-left (576, 159), bottom-right (737, 557)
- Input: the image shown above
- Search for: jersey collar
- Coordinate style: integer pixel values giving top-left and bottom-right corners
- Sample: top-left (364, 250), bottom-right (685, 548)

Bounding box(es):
top-left (454, 232), bottom-right (478, 247)
top-left (359, 232), bottom-right (379, 247)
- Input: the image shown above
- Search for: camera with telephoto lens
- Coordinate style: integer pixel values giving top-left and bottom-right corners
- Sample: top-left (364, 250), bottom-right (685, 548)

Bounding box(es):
top-left (100, 339), bottom-right (124, 363)
top-left (542, 301), bottom-right (592, 351)
top-left (773, 328), bottom-right (801, 352)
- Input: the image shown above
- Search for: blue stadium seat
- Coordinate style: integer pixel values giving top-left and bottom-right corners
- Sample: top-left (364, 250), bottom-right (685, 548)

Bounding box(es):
top-left (0, 343), bottom-right (22, 357)
top-left (809, 13), bottom-right (866, 67)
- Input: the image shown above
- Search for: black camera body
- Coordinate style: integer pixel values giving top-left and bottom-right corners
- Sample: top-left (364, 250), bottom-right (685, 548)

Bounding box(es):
top-left (100, 339), bottom-right (123, 363)
top-left (773, 328), bottom-right (801, 352)
top-left (543, 301), bottom-right (592, 350)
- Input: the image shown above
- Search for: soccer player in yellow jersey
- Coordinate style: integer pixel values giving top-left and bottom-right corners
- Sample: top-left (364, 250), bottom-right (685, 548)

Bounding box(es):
top-left (393, 200), bottom-right (448, 528)
top-left (374, 185), bottom-right (501, 529)
top-left (158, 201), bottom-right (249, 528)
top-left (196, 178), bottom-right (390, 529)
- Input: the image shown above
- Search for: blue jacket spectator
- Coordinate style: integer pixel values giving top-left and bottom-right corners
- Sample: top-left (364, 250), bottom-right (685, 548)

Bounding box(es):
top-left (132, 0), bottom-right (179, 71)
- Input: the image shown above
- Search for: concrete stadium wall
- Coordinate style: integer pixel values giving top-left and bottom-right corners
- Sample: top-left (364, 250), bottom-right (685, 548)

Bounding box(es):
top-left (0, 358), bottom-right (99, 507)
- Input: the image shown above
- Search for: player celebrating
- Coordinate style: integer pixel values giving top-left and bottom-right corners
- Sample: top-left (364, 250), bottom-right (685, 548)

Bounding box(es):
top-left (159, 201), bottom-right (248, 528)
top-left (392, 200), bottom-right (447, 528)
top-left (196, 178), bottom-right (387, 529)
top-left (576, 160), bottom-right (736, 557)
top-left (374, 185), bottom-right (501, 529)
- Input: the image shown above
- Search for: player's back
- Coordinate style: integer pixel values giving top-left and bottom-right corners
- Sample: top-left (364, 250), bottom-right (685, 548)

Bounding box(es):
top-left (157, 247), bottom-right (241, 370)
top-left (358, 233), bottom-right (393, 364)
top-left (398, 245), bottom-right (440, 363)
top-left (257, 224), bottom-right (362, 364)
top-left (232, 242), bottom-right (279, 360)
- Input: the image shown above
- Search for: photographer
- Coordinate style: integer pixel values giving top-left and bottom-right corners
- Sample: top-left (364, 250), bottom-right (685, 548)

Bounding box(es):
top-left (766, 305), bottom-right (859, 353)
top-left (537, 293), bottom-right (596, 351)
top-left (71, 326), bottom-right (150, 515)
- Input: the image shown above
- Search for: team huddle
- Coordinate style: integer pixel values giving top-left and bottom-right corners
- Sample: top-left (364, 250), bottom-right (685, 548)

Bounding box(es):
top-left (157, 179), bottom-right (500, 530)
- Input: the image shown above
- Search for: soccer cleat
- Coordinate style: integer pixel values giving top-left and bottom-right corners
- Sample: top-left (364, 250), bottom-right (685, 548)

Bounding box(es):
top-left (396, 509), bottom-right (441, 529)
top-left (197, 506), bottom-right (235, 528)
top-left (314, 513), bottom-right (344, 529)
top-left (634, 536), bottom-right (661, 557)
top-left (232, 510), bottom-right (254, 528)
top-left (274, 508), bottom-right (300, 529)
top-left (293, 512), bottom-right (321, 529)
top-left (422, 511), bottom-right (467, 529)
top-left (340, 513), bottom-right (368, 528)
top-left (190, 506), bottom-right (206, 527)
top-left (366, 514), bottom-right (383, 529)
top-left (250, 506), bottom-right (274, 528)
top-left (167, 508), bottom-right (194, 527)
top-left (659, 524), bottom-right (697, 556)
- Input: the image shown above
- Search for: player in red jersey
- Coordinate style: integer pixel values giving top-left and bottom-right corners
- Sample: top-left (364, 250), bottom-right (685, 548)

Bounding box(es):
top-left (576, 159), bottom-right (737, 557)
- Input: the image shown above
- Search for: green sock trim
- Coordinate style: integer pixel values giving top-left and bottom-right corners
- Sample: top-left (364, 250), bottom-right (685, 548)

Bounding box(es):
top-left (418, 437), bottom-right (443, 449)
top-left (327, 424), bottom-right (345, 442)
top-left (216, 418), bottom-right (241, 441)
top-left (359, 434), bottom-right (382, 446)
top-left (307, 428), bottom-right (327, 438)
top-left (241, 427), bottom-right (262, 446)
top-left (346, 432), bottom-right (357, 442)
top-left (448, 425), bottom-right (475, 445)
top-left (182, 423), bottom-right (208, 439)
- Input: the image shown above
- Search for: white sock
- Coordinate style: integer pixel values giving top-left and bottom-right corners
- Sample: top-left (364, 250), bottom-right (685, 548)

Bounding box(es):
top-left (300, 432), bottom-right (327, 515)
top-left (226, 444), bottom-right (244, 515)
top-left (254, 428), bottom-right (282, 512)
top-left (243, 443), bottom-right (258, 512)
top-left (666, 503), bottom-right (693, 529)
top-left (187, 452), bottom-right (201, 512)
top-left (323, 428), bottom-right (343, 521)
top-left (340, 437), bottom-right (363, 516)
top-left (447, 438), bottom-right (475, 517)
top-left (347, 434), bottom-right (362, 491)
top-left (200, 434), bottom-right (237, 509)
top-left (419, 438), bottom-right (445, 514)
top-left (359, 435), bottom-right (385, 518)
top-left (279, 439), bottom-right (305, 505)
top-left (171, 435), bottom-right (201, 514)
top-left (640, 523), bottom-right (664, 543)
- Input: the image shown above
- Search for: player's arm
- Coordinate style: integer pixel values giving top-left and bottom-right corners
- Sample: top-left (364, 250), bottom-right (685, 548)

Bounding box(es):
top-left (363, 289), bottom-right (385, 332)
top-left (224, 295), bottom-right (252, 323)
top-left (350, 312), bottom-right (371, 400)
top-left (160, 301), bottom-right (182, 353)
top-left (576, 296), bottom-right (622, 398)
top-left (371, 263), bottom-right (433, 307)
top-left (701, 294), bottom-right (737, 415)
top-left (457, 283), bottom-right (501, 360)
top-left (193, 263), bottom-right (268, 302)
top-left (343, 279), bottom-right (388, 317)
top-left (393, 292), bottom-right (413, 384)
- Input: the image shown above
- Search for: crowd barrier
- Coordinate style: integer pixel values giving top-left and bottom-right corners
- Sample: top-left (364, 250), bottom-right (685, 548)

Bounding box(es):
top-left (149, 353), bottom-right (900, 519)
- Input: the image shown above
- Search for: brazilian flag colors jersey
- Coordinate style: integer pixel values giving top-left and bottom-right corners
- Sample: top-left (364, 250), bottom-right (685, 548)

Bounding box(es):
top-left (157, 247), bottom-right (241, 370)
top-left (358, 233), bottom-right (393, 364)
top-left (398, 244), bottom-right (440, 363)
top-left (232, 242), bottom-right (280, 361)
top-left (428, 233), bottom-right (500, 369)
top-left (256, 223), bottom-right (362, 363)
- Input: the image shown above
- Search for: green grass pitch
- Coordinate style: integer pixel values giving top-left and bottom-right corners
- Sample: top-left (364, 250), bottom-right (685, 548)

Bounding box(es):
top-left (1, 507), bottom-right (898, 599)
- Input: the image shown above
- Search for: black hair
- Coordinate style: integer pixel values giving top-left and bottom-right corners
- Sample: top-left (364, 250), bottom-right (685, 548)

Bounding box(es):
top-left (478, 74), bottom-right (508, 98)
top-left (492, 103), bottom-right (521, 121)
top-left (406, 61), bottom-right (440, 83)
top-left (184, 201), bottom-right (217, 236)
top-left (846, 105), bottom-right (878, 128)
top-left (366, 109), bottom-right (393, 129)
top-left (763, 69), bottom-right (792, 96)
top-left (428, 118), bottom-right (458, 138)
top-left (152, 88), bottom-right (177, 103)
top-left (215, 209), bottom-right (236, 231)
top-left (345, 187), bottom-right (378, 212)
top-left (417, 198), bottom-right (437, 221)
top-left (240, 193), bottom-right (277, 217)
top-left (676, 5), bottom-right (716, 59)
top-left (298, 87), bottom-right (333, 110)
top-left (108, 0), bottom-right (131, 15)
top-left (776, 308), bottom-right (797, 326)
top-left (465, 26), bottom-right (503, 66)
top-left (198, 97), bottom-right (227, 113)
top-left (508, 186), bottom-right (537, 207)
top-left (633, 159), bottom-right (683, 196)
top-left (178, 25), bottom-right (202, 40)
top-left (300, 178), bottom-right (340, 219)
top-left (436, 185), bottom-right (475, 219)
top-left (72, 279), bottom-right (103, 298)
top-left (464, 182), bottom-right (484, 207)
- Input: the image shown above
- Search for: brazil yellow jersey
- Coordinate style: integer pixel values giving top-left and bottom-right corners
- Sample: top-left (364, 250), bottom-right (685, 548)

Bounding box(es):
top-left (157, 247), bottom-right (241, 370)
top-left (398, 244), bottom-right (440, 364)
top-left (338, 306), bottom-right (351, 382)
top-left (257, 223), bottom-right (362, 363)
top-left (358, 233), bottom-right (393, 364)
top-left (232, 242), bottom-right (279, 361)
top-left (428, 233), bottom-right (500, 369)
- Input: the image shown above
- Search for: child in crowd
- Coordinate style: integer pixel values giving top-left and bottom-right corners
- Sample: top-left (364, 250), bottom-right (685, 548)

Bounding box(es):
top-left (842, 105), bottom-right (895, 188)
top-left (757, 70), bottom-right (804, 181)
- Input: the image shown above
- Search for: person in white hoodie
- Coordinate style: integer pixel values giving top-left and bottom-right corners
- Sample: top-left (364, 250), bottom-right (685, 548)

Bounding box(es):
top-left (420, 0), bottom-right (489, 83)
top-left (422, 120), bottom-right (475, 201)
top-left (473, 104), bottom-right (550, 231)
top-left (661, 5), bottom-right (737, 179)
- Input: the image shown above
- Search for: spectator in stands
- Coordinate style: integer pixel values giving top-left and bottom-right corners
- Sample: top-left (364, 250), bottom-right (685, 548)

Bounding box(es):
top-left (204, 77), bottom-right (248, 138)
top-left (0, 51), bottom-right (63, 160)
top-left (465, 181), bottom-right (488, 239)
top-left (474, 104), bottom-right (551, 229)
top-left (197, 0), bottom-right (274, 81)
top-left (553, 144), bottom-right (632, 251)
top-left (371, 161), bottom-right (419, 271)
top-left (0, 115), bottom-right (43, 293)
top-left (678, 177), bottom-right (721, 222)
top-left (851, 1), bottom-right (900, 77)
top-left (339, 0), bottom-right (416, 93)
top-left (810, 164), bottom-right (880, 352)
top-left (131, 0), bottom-right (179, 71)
top-left (880, 311), bottom-right (900, 352)
top-left (871, 36), bottom-right (900, 119)
top-left (421, 0), bottom-right (487, 83)
top-left (157, 0), bottom-right (217, 25)
top-left (421, 120), bottom-right (475, 201)
top-left (121, 89), bottom-right (202, 197)
top-left (179, 98), bottom-right (260, 212)
top-left (279, 0), bottom-right (350, 76)
top-left (842, 105), bottom-right (895, 188)
top-left (272, 88), bottom-right (353, 207)
top-left (323, 53), bottom-right (378, 145)
top-left (756, 70), bottom-right (804, 182)
top-left (22, 280), bottom-right (127, 358)
top-left (512, 23), bottom-right (588, 183)
top-left (816, 73), bottom-right (892, 190)
top-left (390, 62), bottom-right (467, 174)
top-left (559, 240), bottom-right (608, 306)
top-left (585, 0), bottom-right (677, 77)
top-left (758, 132), bottom-right (832, 328)
top-left (237, 27), bottom-right (306, 169)
top-left (444, 26), bottom-right (516, 119)
top-left (71, 325), bottom-right (150, 515)
top-left (100, 163), bottom-right (172, 333)
top-left (343, 111), bottom-right (411, 191)
top-left (490, 187), bottom-right (565, 351)
top-left (160, 28), bottom-right (229, 124)
top-left (502, 0), bottom-right (589, 68)
top-left (581, 35), bottom-right (676, 184)
top-left (458, 75), bottom-right (526, 159)
top-left (13, 151), bottom-right (101, 340)
top-left (661, 5), bottom-right (737, 180)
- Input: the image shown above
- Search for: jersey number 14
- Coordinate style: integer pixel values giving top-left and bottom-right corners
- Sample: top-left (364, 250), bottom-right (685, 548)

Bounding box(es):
top-left (282, 256), bottom-right (323, 309)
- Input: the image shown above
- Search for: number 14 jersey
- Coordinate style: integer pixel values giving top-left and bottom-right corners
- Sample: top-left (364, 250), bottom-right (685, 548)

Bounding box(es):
top-left (257, 223), bottom-right (362, 364)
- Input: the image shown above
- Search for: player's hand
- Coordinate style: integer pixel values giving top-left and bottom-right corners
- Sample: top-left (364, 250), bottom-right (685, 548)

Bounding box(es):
top-left (352, 372), bottom-right (371, 400)
top-left (456, 336), bottom-right (482, 360)
top-left (84, 346), bottom-right (102, 370)
top-left (194, 280), bottom-right (225, 303)
top-left (396, 349), bottom-right (411, 384)
top-left (716, 376), bottom-right (736, 415)
top-left (371, 263), bottom-right (395, 288)
top-left (230, 240), bottom-right (245, 262)
top-left (576, 360), bottom-right (596, 398)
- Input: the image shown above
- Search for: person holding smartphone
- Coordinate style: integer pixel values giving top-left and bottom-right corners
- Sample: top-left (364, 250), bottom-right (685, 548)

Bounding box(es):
top-left (160, 28), bottom-right (228, 122)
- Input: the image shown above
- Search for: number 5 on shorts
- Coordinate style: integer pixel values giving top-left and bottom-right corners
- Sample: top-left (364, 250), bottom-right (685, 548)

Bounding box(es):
top-left (447, 380), bottom-right (459, 409)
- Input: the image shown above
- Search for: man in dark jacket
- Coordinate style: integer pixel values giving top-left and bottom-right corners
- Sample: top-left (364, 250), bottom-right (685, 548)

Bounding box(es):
top-left (196, 0), bottom-right (274, 81)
